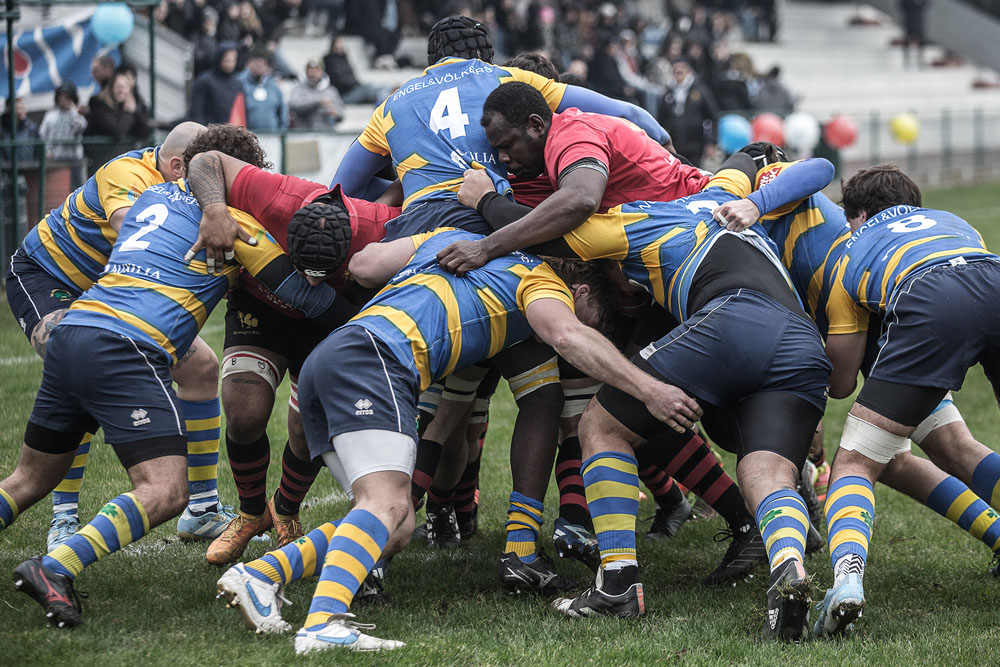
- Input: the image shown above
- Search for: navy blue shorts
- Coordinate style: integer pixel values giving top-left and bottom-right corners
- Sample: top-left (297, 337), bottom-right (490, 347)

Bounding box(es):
top-left (637, 289), bottom-right (831, 411)
top-left (869, 259), bottom-right (1000, 392)
top-left (5, 248), bottom-right (81, 340)
top-left (382, 199), bottom-right (492, 242)
top-left (27, 325), bottom-right (187, 467)
top-left (298, 325), bottom-right (420, 461)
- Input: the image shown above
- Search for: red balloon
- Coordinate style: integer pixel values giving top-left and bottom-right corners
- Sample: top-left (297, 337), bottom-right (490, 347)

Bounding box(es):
top-left (751, 113), bottom-right (785, 145)
top-left (824, 115), bottom-right (858, 149)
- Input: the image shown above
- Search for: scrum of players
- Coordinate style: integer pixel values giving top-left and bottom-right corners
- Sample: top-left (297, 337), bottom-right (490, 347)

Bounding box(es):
top-left (4, 15), bottom-right (1000, 652)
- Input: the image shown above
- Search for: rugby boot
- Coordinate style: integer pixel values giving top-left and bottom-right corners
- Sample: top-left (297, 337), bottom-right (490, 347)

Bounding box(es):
top-left (552, 517), bottom-right (600, 571)
top-left (646, 494), bottom-right (693, 540)
top-left (294, 614), bottom-right (404, 653)
top-left (990, 551), bottom-right (1000, 577)
top-left (702, 521), bottom-right (767, 586)
top-left (14, 556), bottom-right (84, 628)
top-left (804, 520), bottom-right (825, 555)
top-left (177, 505), bottom-right (238, 542)
top-left (46, 512), bottom-right (81, 551)
top-left (814, 461), bottom-right (832, 504)
top-left (762, 559), bottom-right (813, 641)
top-left (216, 563), bottom-right (292, 634)
top-left (553, 565), bottom-right (645, 618)
top-left (355, 561), bottom-right (390, 605)
top-left (499, 551), bottom-right (578, 594)
top-left (425, 501), bottom-right (461, 549)
top-left (798, 462), bottom-right (824, 527)
top-left (267, 497), bottom-right (304, 549)
top-left (206, 510), bottom-right (273, 564)
top-left (457, 502), bottom-right (479, 541)
top-left (813, 573), bottom-right (865, 638)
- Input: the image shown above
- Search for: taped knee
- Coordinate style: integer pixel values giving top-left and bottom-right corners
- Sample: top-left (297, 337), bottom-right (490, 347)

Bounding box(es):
top-left (561, 382), bottom-right (602, 419)
top-left (839, 413), bottom-right (911, 464)
top-left (508, 356), bottom-right (560, 402)
top-left (441, 374), bottom-right (482, 404)
top-left (910, 392), bottom-right (964, 445)
top-left (221, 351), bottom-right (279, 393)
top-left (418, 383), bottom-right (444, 417)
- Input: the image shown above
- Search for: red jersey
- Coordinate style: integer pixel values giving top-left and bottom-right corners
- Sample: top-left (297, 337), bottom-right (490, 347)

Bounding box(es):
top-left (230, 165), bottom-right (401, 316)
top-left (543, 108), bottom-right (710, 212)
top-left (509, 174), bottom-right (555, 208)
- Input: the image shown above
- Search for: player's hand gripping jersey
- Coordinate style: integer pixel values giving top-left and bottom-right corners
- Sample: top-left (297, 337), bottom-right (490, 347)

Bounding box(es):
top-left (826, 205), bottom-right (995, 335)
top-left (348, 228), bottom-right (574, 392)
top-left (63, 181), bottom-right (342, 365)
top-left (20, 147), bottom-right (162, 290)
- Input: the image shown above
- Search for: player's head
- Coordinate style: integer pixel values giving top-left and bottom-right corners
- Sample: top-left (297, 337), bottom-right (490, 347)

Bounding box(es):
top-left (156, 121), bottom-right (206, 180)
top-left (738, 141), bottom-right (787, 168)
top-left (481, 82), bottom-right (552, 179)
top-left (504, 52), bottom-right (559, 80)
top-left (179, 123), bottom-right (273, 178)
top-left (545, 257), bottom-right (616, 332)
top-left (841, 164), bottom-right (922, 227)
top-left (287, 186), bottom-right (353, 285)
top-left (427, 15), bottom-right (493, 66)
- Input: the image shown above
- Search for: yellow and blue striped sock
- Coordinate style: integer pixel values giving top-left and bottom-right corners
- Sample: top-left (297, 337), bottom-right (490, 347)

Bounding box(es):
top-left (927, 476), bottom-right (1000, 553)
top-left (825, 476), bottom-right (875, 584)
top-left (582, 452), bottom-right (640, 568)
top-left (304, 509), bottom-right (388, 630)
top-left (180, 398), bottom-right (221, 515)
top-left (971, 452), bottom-right (1000, 511)
top-left (43, 492), bottom-right (149, 579)
top-left (246, 520), bottom-right (341, 585)
top-left (756, 488), bottom-right (810, 572)
top-left (504, 492), bottom-right (544, 563)
top-left (0, 487), bottom-right (20, 529)
top-left (51, 434), bottom-right (92, 516)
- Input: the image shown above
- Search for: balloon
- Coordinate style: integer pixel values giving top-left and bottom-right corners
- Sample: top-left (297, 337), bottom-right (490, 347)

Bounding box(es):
top-left (823, 115), bottom-right (858, 149)
top-left (92, 4), bottom-right (135, 46)
top-left (751, 112), bottom-right (785, 146)
top-left (783, 111), bottom-right (821, 152)
top-left (718, 114), bottom-right (752, 154)
top-left (889, 113), bottom-right (919, 145)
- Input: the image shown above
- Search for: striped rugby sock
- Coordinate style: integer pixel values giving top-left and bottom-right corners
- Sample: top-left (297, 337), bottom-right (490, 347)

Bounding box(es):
top-left (583, 452), bottom-right (640, 568)
top-left (825, 476), bottom-right (875, 585)
top-left (971, 452), bottom-right (1000, 510)
top-left (274, 441), bottom-right (322, 516)
top-left (51, 434), bottom-right (92, 516)
top-left (246, 520), bottom-right (341, 585)
top-left (304, 509), bottom-right (388, 629)
top-left (926, 476), bottom-right (1000, 554)
top-left (0, 487), bottom-right (20, 529)
top-left (756, 488), bottom-right (810, 572)
top-left (505, 492), bottom-right (543, 563)
top-left (556, 436), bottom-right (590, 526)
top-left (180, 398), bottom-right (221, 515)
top-left (43, 492), bottom-right (149, 579)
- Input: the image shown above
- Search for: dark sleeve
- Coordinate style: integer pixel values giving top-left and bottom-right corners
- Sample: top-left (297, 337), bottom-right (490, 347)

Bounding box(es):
top-left (254, 255), bottom-right (361, 329)
top-left (475, 192), bottom-right (579, 257)
top-left (716, 151), bottom-right (758, 183)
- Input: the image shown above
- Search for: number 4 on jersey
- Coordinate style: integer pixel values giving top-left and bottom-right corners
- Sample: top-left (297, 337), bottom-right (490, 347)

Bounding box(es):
top-left (430, 87), bottom-right (470, 140)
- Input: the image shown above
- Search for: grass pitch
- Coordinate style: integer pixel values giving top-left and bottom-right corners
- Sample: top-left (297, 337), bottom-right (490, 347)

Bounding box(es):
top-left (2, 184), bottom-right (1000, 665)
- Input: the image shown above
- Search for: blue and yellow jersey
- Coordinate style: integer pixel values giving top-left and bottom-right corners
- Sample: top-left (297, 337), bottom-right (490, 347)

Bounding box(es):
top-left (358, 58), bottom-right (567, 210)
top-left (561, 167), bottom-right (791, 322)
top-left (349, 229), bottom-right (575, 392)
top-left (760, 192), bottom-right (851, 335)
top-left (62, 180), bottom-right (294, 365)
top-left (20, 147), bottom-right (163, 291)
top-left (827, 205), bottom-right (995, 335)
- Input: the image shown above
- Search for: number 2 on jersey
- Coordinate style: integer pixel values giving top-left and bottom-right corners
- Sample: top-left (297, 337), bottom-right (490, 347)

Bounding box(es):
top-left (120, 203), bottom-right (168, 252)
top-left (430, 87), bottom-right (470, 140)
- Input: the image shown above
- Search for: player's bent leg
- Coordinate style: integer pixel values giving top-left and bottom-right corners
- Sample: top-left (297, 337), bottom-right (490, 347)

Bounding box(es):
top-left (2, 439), bottom-right (80, 531)
top-left (268, 398), bottom-right (321, 549)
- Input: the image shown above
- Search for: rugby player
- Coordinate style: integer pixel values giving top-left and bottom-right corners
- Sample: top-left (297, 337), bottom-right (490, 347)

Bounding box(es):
top-left (813, 165), bottom-right (1000, 637)
top-left (214, 228), bottom-right (701, 652)
top-left (4, 122), bottom-right (235, 548)
top-left (1, 162), bottom-right (351, 628)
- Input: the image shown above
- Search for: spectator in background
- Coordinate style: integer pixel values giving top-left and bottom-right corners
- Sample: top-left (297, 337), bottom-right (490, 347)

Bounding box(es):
top-left (257, 0), bottom-right (301, 44)
top-left (289, 58), bottom-right (343, 129)
top-left (84, 71), bottom-right (149, 170)
top-left (39, 83), bottom-right (87, 161)
top-left (657, 58), bottom-right (718, 166)
top-left (710, 49), bottom-right (754, 112)
top-left (115, 62), bottom-right (150, 121)
top-left (164, 0), bottom-right (201, 36)
top-left (754, 65), bottom-right (794, 114)
top-left (1, 97), bottom-right (40, 161)
top-left (322, 35), bottom-right (388, 104)
top-left (189, 42), bottom-right (242, 124)
top-left (900, 0), bottom-right (928, 68)
top-left (238, 48), bottom-right (286, 130)
top-left (89, 55), bottom-right (115, 95)
top-left (344, 0), bottom-right (400, 69)
top-left (193, 7), bottom-right (219, 76)
top-left (217, 2), bottom-right (244, 43)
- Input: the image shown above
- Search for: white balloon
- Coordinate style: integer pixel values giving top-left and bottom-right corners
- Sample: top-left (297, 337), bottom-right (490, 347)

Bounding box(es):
top-left (783, 111), bottom-right (821, 152)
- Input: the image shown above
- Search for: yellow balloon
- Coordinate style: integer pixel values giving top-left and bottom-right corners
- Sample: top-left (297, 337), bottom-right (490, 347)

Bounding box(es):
top-left (890, 113), bottom-right (920, 145)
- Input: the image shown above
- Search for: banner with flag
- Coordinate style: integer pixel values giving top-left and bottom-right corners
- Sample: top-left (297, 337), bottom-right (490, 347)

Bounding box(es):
top-left (1, 10), bottom-right (116, 98)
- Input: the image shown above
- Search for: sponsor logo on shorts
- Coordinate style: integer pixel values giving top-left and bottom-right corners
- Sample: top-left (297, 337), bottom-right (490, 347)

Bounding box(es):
top-left (49, 289), bottom-right (73, 301)
top-left (355, 398), bottom-right (374, 416)
top-left (237, 312), bottom-right (259, 330)
top-left (131, 408), bottom-right (151, 426)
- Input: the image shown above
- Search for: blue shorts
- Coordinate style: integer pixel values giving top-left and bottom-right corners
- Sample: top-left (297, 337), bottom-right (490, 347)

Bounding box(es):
top-left (5, 248), bottom-right (81, 340)
top-left (298, 325), bottom-right (420, 461)
top-left (638, 289), bottom-right (831, 411)
top-left (27, 325), bottom-right (187, 467)
top-left (382, 199), bottom-right (492, 242)
top-left (870, 259), bottom-right (1000, 391)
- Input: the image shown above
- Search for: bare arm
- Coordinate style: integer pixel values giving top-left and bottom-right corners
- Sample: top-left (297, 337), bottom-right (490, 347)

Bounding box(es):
top-left (826, 332), bottom-right (867, 399)
top-left (375, 179), bottom-right (404, 207)
top-left (347, 236), bottom-right (419, 288)
top-left (525, 298), bottom-right (702, 432)
top-left (108, 207), bottom-right (128, 234)
top-left (437, 168), bottom-right (607, 276)
top-left (184, 150), bottom-right (258, 270)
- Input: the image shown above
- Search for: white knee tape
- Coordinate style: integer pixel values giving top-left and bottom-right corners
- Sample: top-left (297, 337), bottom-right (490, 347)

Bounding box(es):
top-left (221, 351), bottom-right (279, 393)
top-left (441, 374), bottom-right (484, 403)
top-left (418, 383), bottom-right (444, 416)
top-left (288, 380), bottom-right (299, 413)
top-left (561, 382), bottom-right (602, 419)
top-left (839, 413), bottom-right (911, 464)
top-left (469, 397), bottom-right (491, 424)
top-left (910, 392), bottom-right (964, 445)
top-left (331, 429), bottom-right (416, 485)
top-left (508, 356), bottom-right (560, 401)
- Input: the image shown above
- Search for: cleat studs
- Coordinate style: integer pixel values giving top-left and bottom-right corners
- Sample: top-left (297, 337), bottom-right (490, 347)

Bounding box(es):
top-left (14, 579), bottom-right (22, 587)
top-left (47, 612), bottom-right (53, 618)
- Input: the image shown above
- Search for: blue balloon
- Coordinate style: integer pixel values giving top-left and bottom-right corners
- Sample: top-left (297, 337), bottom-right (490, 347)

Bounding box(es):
top-left (92, 3), bottom-right (135, 46)
top-left (718, 114), bottom-right (752, 154)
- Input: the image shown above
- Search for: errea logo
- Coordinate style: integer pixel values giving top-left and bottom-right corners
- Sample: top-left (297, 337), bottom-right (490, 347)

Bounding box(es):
top-left (131, 408), bottom-right (151, 426)
top-left (355, 399), bottom-right (374, 416)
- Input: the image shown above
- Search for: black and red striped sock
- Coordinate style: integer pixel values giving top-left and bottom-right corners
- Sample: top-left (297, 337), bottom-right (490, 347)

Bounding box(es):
top-left (636, 462), bottom-right (685, 510)
top-left (274, 441), bottom-right (321, 516)
top-left (555, 436), bottom-right (590, 526)
top-left (454, 450), bottom-right (482, 523)
top-left (428, 485), bottom-right (455, 505)
top-left (411, 438), bottom-right (442, 508)
top-left (227, 432), bottom-right (270, 517)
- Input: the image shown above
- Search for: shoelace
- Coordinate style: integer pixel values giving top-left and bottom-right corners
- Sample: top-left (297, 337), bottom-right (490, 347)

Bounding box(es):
top-left (333, 613), bottom-right (376, 631)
